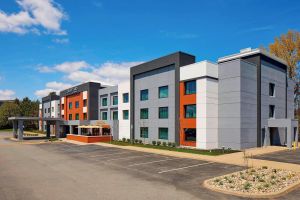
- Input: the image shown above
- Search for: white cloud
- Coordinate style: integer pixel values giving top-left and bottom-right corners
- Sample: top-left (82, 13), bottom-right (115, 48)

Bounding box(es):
top-left (0, 0), bottom-right (67, 35)
top-left (34, 81), bottom-right (72, 98)
top-left (37, 61), bottom-right (89, 73)
top-left (0, 90), bottom-right (15, 100)
top-left (52, 38), bottom-right (69, 44)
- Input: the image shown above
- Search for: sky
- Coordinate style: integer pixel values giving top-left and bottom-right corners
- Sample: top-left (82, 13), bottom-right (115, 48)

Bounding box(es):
top-left (0, 0), bottom-right (299, 100)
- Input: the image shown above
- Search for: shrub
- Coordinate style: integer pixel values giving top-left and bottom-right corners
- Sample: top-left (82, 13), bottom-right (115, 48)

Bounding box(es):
top-left (264, 183), bottom-right (270, 188)
top-left (214, 178), bottom-right (220, 183)
top-left (251, 169), bottom-right (256, 173)
top-left (171, 142), bottom-right (176, 147)
top-left (243, 182), bottom-right (251, 190)
top-left (152, 141), bottom-right (157, 145)
top-left (218, 181), bottom-right (223, 186)
top-left (228, 179), bottom-right (233, 184)
top-left (168, 142), bottom-right (172, 146)
top-left (282, 177), bottom-right (287, 181)
top-left (126, 138), bottom-right (131, 143)
top-left (257, 186), bottom-right (262, 190)
top-left (270, 181), bottom-right (276, 185)
top-left (134, 139), bottom-right (139, 143)
top-left (139, 140), bottom-right (143, 144)
top-left (157, 141), bottom-right (161, 146)
top-left (271, 175), bottom-right (276, 179)
top-left (162, 142), bottom-right (167, 146)
top-left (122, 138), bottom-right (126, 142)
top-left (272, 169), bottom-right (277, 173)
top-left (262, 166), bottom-right (268, 169)
top-left (258, 178), bottom-right (265, 183)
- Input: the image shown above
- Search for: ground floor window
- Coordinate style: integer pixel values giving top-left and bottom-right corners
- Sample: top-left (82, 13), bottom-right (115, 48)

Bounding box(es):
top-left (69, 114), bottom-right (72, 120)
top-left (75, 113), bottom-right (79, 120)
top-left (140, 127), bottom-right (149, 138)
top-left (112, 111), bottom-right (118, 120)
top-left (184, 128), bottom-right (196, 141)
top-left (158, 128), bottom-right (168, 140)
top-left (83, 113), bottom-right (87, 120)
top-left (102, 112), bottom-right (107, 120)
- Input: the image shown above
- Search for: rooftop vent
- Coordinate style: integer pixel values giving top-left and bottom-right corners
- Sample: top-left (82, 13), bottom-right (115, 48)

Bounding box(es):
top-left (240, 47), bottom-right (252, 53)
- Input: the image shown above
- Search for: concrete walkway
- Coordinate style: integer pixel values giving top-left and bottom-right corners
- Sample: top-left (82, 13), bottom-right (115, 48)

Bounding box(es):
top-left (78, 141), bottom-right (300, 172)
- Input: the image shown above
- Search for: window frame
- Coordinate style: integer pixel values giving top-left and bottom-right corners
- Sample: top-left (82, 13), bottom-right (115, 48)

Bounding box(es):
top-left (123, 110), bottom-right (129, 120)
top-left (158, 85), bottom-right (169, 98)
top-left (75, 113), bottom-right (79, 120)
top-left (112, 95), bottom-right (118, 105)
top-left (184, 128), bottom-right (196, 142)
top-left (158, 127), bottom-right (168, 140)
top-left (184, 104), bottom-right (196, 118)
top-left (269, 105), bottom-right (275, 118)
top-left (69, 102), bottom-right (72, 109)
top-left (140, 108), bottom-right (149, 119)
top-left (101, 97), bottom-right (108, 106)
top-left (75, 101), bottom-right (79, 108)
top-left (140, 127), bottom-right (149, 138)
top-left (269, 83), bottom-right (275, 97)
top-left (123, 93), bottom-right (129, 103)
top-left (112, 111), bottom-right (118, 120)
top-left (159, 107), bottom-right (169, 119)
top-left (101, 111), bottom-right (108, 120)
top-left (184, 80), bottom-right (196, 95)
top-left (140, 89), bottom-right (149, 101)
top-left (69, 114), bottom-right (72, 120)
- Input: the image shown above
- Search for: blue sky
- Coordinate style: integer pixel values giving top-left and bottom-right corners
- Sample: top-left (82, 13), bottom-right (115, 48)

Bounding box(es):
top-left (0, 0), bottom-right (299, 100)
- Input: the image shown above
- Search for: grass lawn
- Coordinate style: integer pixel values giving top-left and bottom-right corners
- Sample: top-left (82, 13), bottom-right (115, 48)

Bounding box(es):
top-left (0, 128), bottom-right (12, 132)
top-left (106, 140), bottom-right (239, 156)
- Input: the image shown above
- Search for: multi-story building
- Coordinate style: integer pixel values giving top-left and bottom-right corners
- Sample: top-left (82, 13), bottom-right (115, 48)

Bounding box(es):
top-left (130, 52), bottom-right (195, 144)
top-left (98, 82), bottom-right (130, 139)
top-left (60, 82), bottom-right (103, 135)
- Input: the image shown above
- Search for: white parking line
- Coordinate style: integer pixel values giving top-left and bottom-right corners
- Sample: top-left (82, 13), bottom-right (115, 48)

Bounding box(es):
top-left (88, 151), bottom-right (130, 158)
top-left (158, 162), bottom-right (214, 174)
top-left (105, 154), bottom-right (158, 162)
top-left (128, 158), bottom-right (181, 167)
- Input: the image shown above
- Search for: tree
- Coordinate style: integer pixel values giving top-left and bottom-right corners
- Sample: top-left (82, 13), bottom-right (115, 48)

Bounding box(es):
top-left (269, 30), bottom-right (300, 79)
top-left (269, 30), bottom-right (300, 120)
top-left (0, 102), bottom-right (20, 128)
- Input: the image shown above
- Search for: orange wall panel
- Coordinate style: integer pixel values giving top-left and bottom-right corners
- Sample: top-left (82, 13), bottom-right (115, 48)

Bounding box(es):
top-left (179, 82), bottom-right (196, 147)
top-left (61, 92), bottom-right (88, 121)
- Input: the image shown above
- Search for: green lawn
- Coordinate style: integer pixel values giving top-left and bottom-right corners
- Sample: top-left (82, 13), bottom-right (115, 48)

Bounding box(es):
top-left (0, 128), bottom-right (12, 132)
top-left (105, 140), bottom-right (239, 156)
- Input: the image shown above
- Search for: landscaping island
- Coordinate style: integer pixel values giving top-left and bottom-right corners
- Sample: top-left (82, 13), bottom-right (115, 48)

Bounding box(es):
top-left (105, 139), bottom-right (239, 156)
top-left (204, 167), bottom-right (300, 198)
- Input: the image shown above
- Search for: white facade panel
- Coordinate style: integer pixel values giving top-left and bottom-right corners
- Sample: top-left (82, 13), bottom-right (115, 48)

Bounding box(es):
top-left (118, 81), bottom-right (130, 139)
top-left (82, 91), bottom-right (87, 99)
top-left (180, 61), bottom-right (218, 81)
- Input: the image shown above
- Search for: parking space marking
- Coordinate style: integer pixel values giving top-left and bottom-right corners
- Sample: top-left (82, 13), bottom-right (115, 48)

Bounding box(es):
top-left (88, 151), bottom-right (130, 158)
top-left (105, 154), bottom-right (164, 162)
top-left (158, 162), bottom-right (214, 174)
top-left (128, 158), bottom-right (181, 167)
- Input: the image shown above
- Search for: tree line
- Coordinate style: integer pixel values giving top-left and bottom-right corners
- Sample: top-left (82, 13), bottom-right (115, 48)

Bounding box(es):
top-left (0, 98), bottom-right (40, 129)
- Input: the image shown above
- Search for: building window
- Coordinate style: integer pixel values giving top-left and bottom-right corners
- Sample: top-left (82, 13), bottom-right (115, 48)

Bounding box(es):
top-left (140, 89), bottom-right (149, 101)
top-left (102, 98), bottom-right (107, 106)
top-left (123, 93), bottom-right (129, 103)
top-left (69, 114), bottom-right (72, 120)
top-left (184, 105), bottom-right (196, 118)
top-left (51, 107), bottom-right (54, 112)
top-left (44, 108), bottom-right (46, 113)
top-left (140, 108), bottom-right (149, 119)
top-left (184, 80), bottom-right (196, 95)
top-left (75, 101), bottom-right (79, 108)
top-left (61, 104), bottom-right (64, 110)
top-left (184, 128), bottom-right (196, 141)
top-left (269, 105), bottom-right (275, 118)
top-left (159, 107), bottom-right (168, 119)
top-left (158, 128), bottom-right (168, 140)
top-left (61, 115), bottom-right (64, 119)
top-left (48, 108), bottom-right (50, 113)
top-left (113, 111), bottom-right (118, 120)
top-left (140, 127), bottom-right (148, 138)
top-left (123, 110), bottom-right (129, 120)
top-left (75, 113), bottom-right (79, 120)
top-left (269, 83), bottom-right (275, 97)
top-left (69, 102), bottom-right (72, 109)
top-left (112, 96), bottom-right (118, 105)
top-left (83, 99), bottom-right (87, 107)
top-left (83, 113), bottom-right (87, 120)
top-left (101, 112), bottom-right (107, 120)
top-left (159, 86), bottom-right (168, 98)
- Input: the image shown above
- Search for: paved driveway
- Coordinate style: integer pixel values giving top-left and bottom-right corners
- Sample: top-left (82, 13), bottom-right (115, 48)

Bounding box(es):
top-left (253, 148), bottom-right (300, 165)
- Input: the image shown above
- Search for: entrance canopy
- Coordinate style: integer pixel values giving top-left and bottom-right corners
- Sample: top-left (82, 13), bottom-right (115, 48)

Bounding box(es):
top-left (8, 117), bottom-right (63, 140)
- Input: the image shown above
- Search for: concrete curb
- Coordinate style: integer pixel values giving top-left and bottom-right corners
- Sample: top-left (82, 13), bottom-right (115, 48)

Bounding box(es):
top-left (203, 177), bottom-right (300, 199)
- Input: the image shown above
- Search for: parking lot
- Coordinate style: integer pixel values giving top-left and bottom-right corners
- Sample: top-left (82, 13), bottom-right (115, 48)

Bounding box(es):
top-left (254, 148), bottom-right (300, 165)
top-left (1, 132), bottom-right (300, 200)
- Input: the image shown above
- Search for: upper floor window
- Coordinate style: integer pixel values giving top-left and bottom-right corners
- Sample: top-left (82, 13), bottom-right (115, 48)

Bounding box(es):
top-left (269, 105), bottom-right (275, 118)
top-left (48, 108), bottom-right (50, 113)
top-left (184, 104), bottom-right (196, 118)
top-left (159, 107), bottom-right (168, 119)
top-left (69, 102), bottom-right (72, 109)
top-left (112, 96), bottom-right (118, 105)
top-left (83, 99), bottom-right (87, 107)
top-left (75, 113), bottom-right (79, 120)
top-left (269, 83), bottom-right (275, 97)
top-left (75, 101), bottom-right (79, 108)
top-left (159, 86), bottom-right (168, 98)
top-left (83, 113), bottom-right (87, 120)
top-left (112, 111), bottom-right (118, 120)
top-left (140, 89), bottom-right (149, 101)
top-left (123, 93), bottom-right (129, 103)
top-left (102, 112), bottom-right (107, 120)
top-left (51, 107), bottom-right (54, 112)
top-left (44, 108), bottom-right (47, 113)
top-left (184, 80), bottom-right (196, 95)
top-left (140, 108), bottom-right (149, 119)
top-left (102, 97), bottom-right (107, 106)
top-left (123, 110), bottom-right (129, 120)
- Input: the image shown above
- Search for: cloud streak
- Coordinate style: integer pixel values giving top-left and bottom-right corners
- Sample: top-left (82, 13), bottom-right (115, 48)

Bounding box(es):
top-left (0, 0), bottom-right (67, 35)
top-left (0, 89), bottom-right (15, 100)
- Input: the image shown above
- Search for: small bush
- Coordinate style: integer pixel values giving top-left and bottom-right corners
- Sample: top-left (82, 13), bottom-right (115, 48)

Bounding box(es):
top-left (214, 178), bottom-right (220, 183)
top-left (258, 178), bottom-right (265, 183)
top-left (139, 140), bottom-right (143, 144)
top-left (251, 169), bottom-right (256, 173)
top-left (218, 181), bottom-right (223, 186)
top-left (243, 182), bottom-right (251, 190)
top-left (167, 142), bottom-right (172, 146)
top-left (271, 175), bottom-right (276, 179)
top-left (162, 141), bottom-right (167, 146)
top-left (257, 186), bottom-right (262, 190)
top-left (171, 142), bottom-right (176, 147)
top-left (152, 141), bottom-right (157, 145)
top-left (264, 183), bottom-right (270, 188)
top-left (282, 177), bottom-right (287, 181)
top-left (272, 169), bottom-right (277, 173)
top-left (126, 138), bottom-right (131, 143)
top-left (122, 138), bottom-right (126, 142)
top-left (157, 141), bottom-right (161, 146)
top-left (270, 181), bottom-right (276, 185)
top-left (134, 139), bottom-right (139, 143)
top-left (262, 166), bottom-right (268, 169)
top-left (228, 179), bottom-right (233, 184)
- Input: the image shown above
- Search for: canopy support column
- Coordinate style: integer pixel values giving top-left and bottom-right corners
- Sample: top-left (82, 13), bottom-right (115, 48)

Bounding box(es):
top-left (17, 120), bottom-right (23, 140)
top-left (12, 120), bottom-right (18, 138)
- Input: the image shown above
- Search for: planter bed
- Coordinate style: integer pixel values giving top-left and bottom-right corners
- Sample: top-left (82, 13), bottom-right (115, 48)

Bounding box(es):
top-left (204, 167), bottom-right (300, 198)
